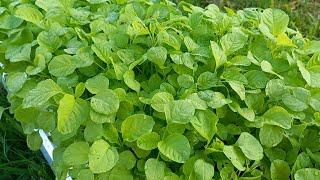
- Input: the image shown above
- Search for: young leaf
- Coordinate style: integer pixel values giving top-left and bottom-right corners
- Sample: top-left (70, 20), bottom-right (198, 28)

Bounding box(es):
top-left (23, 79), bottom-right (62, 108)
top-left (89, 139), bottom-right (118, 173)
top-left (191, 159), bottom-right (215, 180)
top-left (27, 131), bottom-right (43, 151)
top-left (261, 8), bottom-right (289, 35)
top-left (147, 46), bottom-right (167, 69)
top-left (211, 41), bottom-right (227, 71)
top-left (121, 114), bottom-right (155, 142)
top-left (151, 92), bottom-right (174, 112)
top-left (262, 106), bottom-right (292, 129)
top-left (158, 134), bottom-right (191, 163)
top-left (57, 94), bottom-right (76, 134)
top-left (85, 74), bottom-right (109, 94)
top-left (294, 168), bottom-right (320, 180)
top-left (223, 145), bottom-right (246, 171)
top-left (15, 4), bottom-right (43, 24)
top-left (124, 70), bottom-right (141, 93)
top-left (145, 158), bottom-right (166, 180)
top-left (48, 55), bottom-right (76, 77)
top-left (270, 160), bottom-right (291, 180)
top-left (137, 132), bottom-right (160, 150)
top-left (63, 142), bottom-right (89, 166)
top-left (166, 100), bottom-right (195, 124)
top-left (259, 125), bottom-right (284, 147)
top-left (90, 89), bottom-right (119, 115)
top-left (235, 132), bottom-right (264, 160)
top-left (191, 110), bottom-right (218, 142)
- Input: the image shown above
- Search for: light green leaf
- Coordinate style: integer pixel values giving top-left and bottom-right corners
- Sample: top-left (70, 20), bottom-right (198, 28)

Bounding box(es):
top-left (145, 158), bottom-right (166, 180)
top-left (151, 92), bottom-right (174, 112)
top-left (116, 150), bottom-right (136, 170)
top-left (74, 47), bottom-right (94, 68)
top-left (86, 0), bottom-right (108, 4)
top-left (245, 70), bottom-right (269, 89)
top-left (259, 125), bottom-right (284, 147)
top-left (282, 88), bottom-right (310, 112)
top-left (89, 139), bottom-right (118, 173)
top-left (84, 120), bottom-right (103, 142)
top-left (26, 54), bottom-right (46, 75)
top-left (292, 153), bottom-right (313, 174)
top-left (103, 124), bottom-right (119, 144)
top-left (197, 71), bottom-right (219, 90)
top-left (137, 132), bottom-right (160, 150)
top-left (63, 142), bottom-right (89, 166)
top-left (26, 131), bottom-right (42, 151)
top-left (6, 72), bottom-right (27, 93)
top-left (121, 114), bottom-right (155, 142)
top-left (158, 31), bottom-right (180, 50)
top-left (15, 4), bottom-right (43, 24)
top-left (48, 55), bottom-right (76, 77)
top-left (90, 109), bottom-right (115, 124)
top-left (77, 169), bottom-right (94, 180)
top-left (262, 106), bottom-right (292, 129)
top-left (5, 44), bottom-right (31, 62)
top-left (147, 46), bottom-right (167, 69)
top-left (166, 100), bottom-right (195, 124)
top-left (184, 36), bottom-right (199, 52)
top-left (266, 79), bottom-right (287, 101)
top-left (186, 93), bottom-right (208, 110)
top-left (37, 31), bottom-right (61, 52)
top-left (90, 89), bottom-right (119, 115)
top-left (228, 80), bottom-right (245, 100)
top-left (260, 60), bottom-right (283, 79)
top-left (238, 108), bottom-right (255, 122)
top-left (208, 92), bottom-right (232, 109)
top-left (14, 107), bottom-right (39, 123)
top-left (270, 160), bottom-right (290, 180)
top-left (57, 94), bottom-right (76, 134)
top-left (91, 42), bottom-right (112, 64)
top-left (177, 74), bottom-right (194, 88)
top-left (158, 134), bottom-right (191, 163)
top-left (192, 159), bottom-right (215, 180)
top-left (0, 13), bottom-right (23, 29)
top-left (308, 65), bottom-right (320, 88)
top-left (75, 82), bottom-right (86, 98)
top-left (310, 91), bottom-right (320, 111)
top-left (221, 30), bottom-right (248, 55)
top-left (261, 8), bottom-right (289, 35)
top-left (223, 145), bottom-right (246, 171)
top-left (297, 60), bottom-right (311, 85)
top-left (191, 110), bottom-right (218, 142)
top-left (211, 41), bottom-right (227, 70)
top-left (23, 79), bottom-right (62, 108)
top-left (35, 0), bottom-right (60, 11)
top-left (108, 166), bottom-right (133, 180)
top-left (85, 74), bottom-right (109, 94)
top-left (235, 132), bottom-right (264, 160)
top-left (124, 70), bottom-right (140, 93)
top-left (57, 97), bottom-right (89, 134)
top-left (294, 168), bottom-right (320, 180)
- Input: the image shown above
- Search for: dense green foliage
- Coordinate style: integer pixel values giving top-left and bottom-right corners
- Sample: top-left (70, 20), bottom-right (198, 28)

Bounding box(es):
top-left (1, 0), bottom-right (320, 179)
top-left (0, 85), bottom-right (53, 179)
top-left (180, 0), bottom-right (320, 40)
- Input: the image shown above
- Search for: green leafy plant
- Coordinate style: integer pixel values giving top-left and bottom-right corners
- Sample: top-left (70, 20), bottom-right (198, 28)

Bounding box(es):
top-left (1, 0), bottom-right (320, 179)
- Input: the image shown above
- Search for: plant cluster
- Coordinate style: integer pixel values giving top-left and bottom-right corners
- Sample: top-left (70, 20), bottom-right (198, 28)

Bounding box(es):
top-left (0, 0), bottom-right (320, 179)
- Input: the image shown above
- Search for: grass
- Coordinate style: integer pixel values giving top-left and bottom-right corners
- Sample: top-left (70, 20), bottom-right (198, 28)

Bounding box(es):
top-left (0, 85), bottom-right (54, 180)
